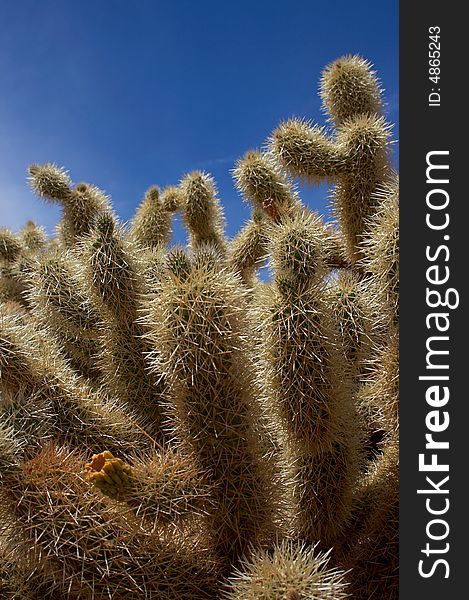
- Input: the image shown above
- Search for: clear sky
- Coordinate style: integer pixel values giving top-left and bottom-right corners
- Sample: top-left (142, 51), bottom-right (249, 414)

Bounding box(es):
top-left (0, 0), bottom-right (398, 244)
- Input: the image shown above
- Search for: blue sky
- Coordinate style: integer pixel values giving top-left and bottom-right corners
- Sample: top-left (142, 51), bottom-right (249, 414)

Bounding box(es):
top-left (0, 0), bottom-right (398, 244)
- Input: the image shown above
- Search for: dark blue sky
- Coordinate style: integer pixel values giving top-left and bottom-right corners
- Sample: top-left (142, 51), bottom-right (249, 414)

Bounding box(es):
top-left (0, 0), bottom-right (398, 243)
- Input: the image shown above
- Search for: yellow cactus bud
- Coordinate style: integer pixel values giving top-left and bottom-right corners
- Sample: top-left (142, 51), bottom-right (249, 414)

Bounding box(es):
top-left (85, 450), bottom-right (133, 499)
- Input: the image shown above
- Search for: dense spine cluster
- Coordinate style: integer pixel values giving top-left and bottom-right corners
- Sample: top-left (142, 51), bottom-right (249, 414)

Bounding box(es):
top-left (1, 56), bottom-right (398, 599)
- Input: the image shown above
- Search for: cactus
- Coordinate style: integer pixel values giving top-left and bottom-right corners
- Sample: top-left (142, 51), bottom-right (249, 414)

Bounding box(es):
top-left (0, 229), bottom-right (23, 264)
top-left (1, 444), bottom-right (219, 599)
top-left (25, 250), bottom-right (103, 380)
top-left (0, 545), bottom-right (46, 600)
top-left (0, 229), bottom-right (32, 308)
top-left (28, 164), bottom-right (111, 247)
top-left (269, 55), bottom-right (392, 266)
top-left (85, 448), bottom-right (214, 527)
top-left (20, 220), bottom-right (48, 252)
top-left (77, 213), bottom-right (169, 439)
top-left (233, 150), bottom-right (301, 222)
top-left (0, 308), bottom-right (148, 455)
top-left (129, 185), bottom-right (179, 250)
top-left (143, 249), bottom-right (280, 569)
top-left (180, 171), bottom-right (227, 254)
top-left (1, 56), bottom-right (398, 598)
top-left (226, 208), bottom-right (269, 286)
top-left (250, 210), bottom-right (362, 549)
top-left (342, 435), bottom-right (399, 600)
top-left (223, 540), bottom-right (350, 599)
top-left (361, 173), bottom-right (399, 327)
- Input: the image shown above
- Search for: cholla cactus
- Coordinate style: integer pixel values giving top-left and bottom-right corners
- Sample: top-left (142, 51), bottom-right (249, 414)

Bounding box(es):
top-left (0, 228), bottom-right (37, 309)
top-left (1, 444), bottom-right (219, 599)
top-left (226, 207), bottom-right (269, 286)
top-left (180, 171), bottom-right (227, 254)
top-left (251, 210), bottom-right (361, 549)
top-left (269, 55), bottom-right (393, 266)
top-left (129, 184), bottom-right (181, 250)
top-left (85, 448), bottom-right (213, 527)
top-left (78, 213), bottom-right (169, 439)
top-left (26, 250), bottom-right (103, 379)
top-left (0, 56), bottom-right (398, 599)
top-left (28, 164), bottom-right (111, 247)
top-left (143, 249), bottom-right (280, 569)
top-left (20, 220), bottom-right (48, 252)
top-left (223, 541), bottom-right (350, 599)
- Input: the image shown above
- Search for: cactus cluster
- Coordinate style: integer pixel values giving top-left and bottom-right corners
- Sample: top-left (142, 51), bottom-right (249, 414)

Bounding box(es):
top-left (1, 55), bottom-right (398, 599)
